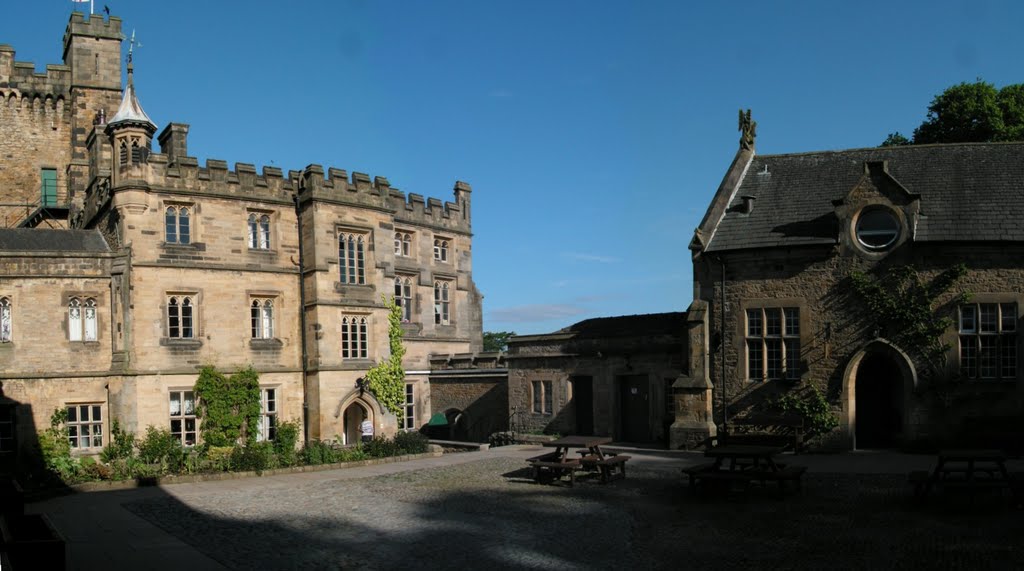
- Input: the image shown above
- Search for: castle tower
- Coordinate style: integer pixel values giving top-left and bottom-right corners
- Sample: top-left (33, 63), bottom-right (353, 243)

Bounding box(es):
top-left (63, 13), bottom-right (124, 202)
top-left (105, 62), bottom-right (156, 186)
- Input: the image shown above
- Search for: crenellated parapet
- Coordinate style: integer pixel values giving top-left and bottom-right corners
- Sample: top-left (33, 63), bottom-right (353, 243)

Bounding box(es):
top-left (295, 164), bottom-right (472, 233)
top-left (62, 12), bottom-right (123, 50)
top-left (0, 45), bottom-right (73, 107)
top-left (144, 156), bottom-right (296, 202)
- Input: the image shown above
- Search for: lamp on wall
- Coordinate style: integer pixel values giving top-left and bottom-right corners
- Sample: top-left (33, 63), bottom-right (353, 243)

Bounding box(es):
top-left (355, 377), bottom-right (367, 395)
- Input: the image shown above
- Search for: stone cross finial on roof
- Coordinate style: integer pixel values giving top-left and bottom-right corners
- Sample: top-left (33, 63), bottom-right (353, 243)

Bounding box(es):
top-left (738, 108), bottom-right (757, 151)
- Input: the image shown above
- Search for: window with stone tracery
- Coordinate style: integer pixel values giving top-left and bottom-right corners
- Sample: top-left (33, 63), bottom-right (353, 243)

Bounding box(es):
top-left (167, 295), bottom-right (195, 339)
top-left (0, 297), bottom-right (11, 342)
top-left (394, 231), bottom-right (412, 257)
top-left (251, 298), bottom-right (275, 339)
top-left (433, 238), bottom-right (449, 262)
top-left (68, 297), bottom-right (98, 342)
top-left (165, 206), bottom-right (191, 244)
top-left (248, 213), bottom-right (271, 250)
top-left (395, 276), bottom-right (413, 322)
top-left (339, 232), bottom-right (366, 285)
top-left (341, 315), bottom-right (369, 359)
top-left (434, 281), bottom-right (451, 325)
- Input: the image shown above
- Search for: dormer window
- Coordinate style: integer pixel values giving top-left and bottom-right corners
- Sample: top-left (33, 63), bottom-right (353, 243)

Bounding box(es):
top-left (855, 208), bottom-right (900, 250)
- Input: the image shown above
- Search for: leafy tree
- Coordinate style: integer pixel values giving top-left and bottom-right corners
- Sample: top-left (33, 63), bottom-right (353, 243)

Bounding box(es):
top-left (364, 296), bottom-right (406, 416)
top-left (887, 80), bottom-right (1024, 146)
top-left (482, 330), bottom-right (516, 352)
top-left (880, 132), bottom-right (911, 147)
top-left (913, 80), bottom-right (1003, 144)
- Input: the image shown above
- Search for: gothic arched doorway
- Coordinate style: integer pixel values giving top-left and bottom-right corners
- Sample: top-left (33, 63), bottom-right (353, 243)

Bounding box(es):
top-left (854, 352), bottom-right (904, 449)
top-left (341, 401), bottom-right (370, 446)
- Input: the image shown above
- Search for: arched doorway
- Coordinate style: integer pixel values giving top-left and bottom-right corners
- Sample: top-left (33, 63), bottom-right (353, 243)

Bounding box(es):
top-left (842, 339), bottom-right (916, 450)
top-left (854, 352), bottom-right (904, 449)
top-left (445, 408), bottom-right (469, 441)
top-left (341, 401), bottom-right (370, 446)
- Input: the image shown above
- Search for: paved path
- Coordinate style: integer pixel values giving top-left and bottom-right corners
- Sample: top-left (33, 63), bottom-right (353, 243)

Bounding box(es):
top-left (28, 446), bottom-right (1024, 570)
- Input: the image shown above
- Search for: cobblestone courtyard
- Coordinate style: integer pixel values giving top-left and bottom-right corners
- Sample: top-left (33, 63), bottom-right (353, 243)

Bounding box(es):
top-left (36, 448), bottom-right (1024, 570)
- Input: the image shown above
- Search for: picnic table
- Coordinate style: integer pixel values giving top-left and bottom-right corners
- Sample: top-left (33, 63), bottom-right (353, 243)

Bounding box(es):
top-left (526, 435), bottom-right (630, 485)
top-left (909, 449), bottom-right (1022, 503)
top-left (683, 444), bottom-right (807, 496)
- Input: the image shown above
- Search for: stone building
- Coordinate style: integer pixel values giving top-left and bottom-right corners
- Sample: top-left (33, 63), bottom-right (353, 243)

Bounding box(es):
top-left (684, 113), bottom-right (1024, 450)
top-left (0, 12), bottom-right (482, 459)
top-left (505, 313), bottom-right (686, 445)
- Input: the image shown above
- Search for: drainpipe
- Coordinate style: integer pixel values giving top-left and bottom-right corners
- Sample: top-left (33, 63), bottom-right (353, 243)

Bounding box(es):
top-left (717, 255), bottom-right (728, 433)
top-left (294, 192), bottom-right (310, 444)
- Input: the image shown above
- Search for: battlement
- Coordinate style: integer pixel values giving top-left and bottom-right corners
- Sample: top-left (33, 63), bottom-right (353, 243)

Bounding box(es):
top-left (62, 12), bottom-right (123, 60)
top-left (297, 164), bottom-right (473, 232)
top-left (0, 45), bottom-right (72, 97)
top-left (156, 156), bottom-right (294, 198)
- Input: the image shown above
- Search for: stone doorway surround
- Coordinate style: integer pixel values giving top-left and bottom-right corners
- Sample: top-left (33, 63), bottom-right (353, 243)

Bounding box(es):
top-left (840, 338), bottom-right (917, 450)
top-left (341, 400), bottom-right (371, 446)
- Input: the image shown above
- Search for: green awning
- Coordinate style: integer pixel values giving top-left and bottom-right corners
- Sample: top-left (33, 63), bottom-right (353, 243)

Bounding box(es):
top-left (427, 413), bottom-right (449, 426)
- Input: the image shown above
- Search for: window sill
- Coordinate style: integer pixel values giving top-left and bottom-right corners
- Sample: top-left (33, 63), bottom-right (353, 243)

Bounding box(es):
top-left (161, 242), bottom-right (205, 251)
top-left (247, 247), bottom-right (276, 255)
top-left (249, 338), bottom-right (283, 350)
top-left (160, 338), bottom-right (203, 348)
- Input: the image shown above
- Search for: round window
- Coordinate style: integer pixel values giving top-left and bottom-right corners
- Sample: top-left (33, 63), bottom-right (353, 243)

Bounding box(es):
top-left (855, 208), bottom-right (900, 250)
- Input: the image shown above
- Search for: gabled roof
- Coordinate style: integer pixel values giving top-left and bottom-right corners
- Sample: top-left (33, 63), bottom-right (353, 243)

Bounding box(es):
top-left (0, 228), bottom-right (110, 252)
top-left (705, 142), bottom-right (1024, 252)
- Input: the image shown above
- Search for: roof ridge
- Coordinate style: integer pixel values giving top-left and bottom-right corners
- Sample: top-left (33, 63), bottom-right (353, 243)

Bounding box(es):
top-left (756, 140), bottom-right (1024, 160)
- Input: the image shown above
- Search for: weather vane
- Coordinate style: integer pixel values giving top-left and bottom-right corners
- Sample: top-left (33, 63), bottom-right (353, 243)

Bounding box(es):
top-left (126, 29), bottom-right (142, 66)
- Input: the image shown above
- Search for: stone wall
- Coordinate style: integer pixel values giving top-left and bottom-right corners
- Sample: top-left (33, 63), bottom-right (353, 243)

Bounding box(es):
top-left (697, 242), bottom-right (1024, 448)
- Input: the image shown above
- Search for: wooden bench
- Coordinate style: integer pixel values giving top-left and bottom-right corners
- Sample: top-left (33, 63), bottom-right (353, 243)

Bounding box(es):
top-left (580, 454), bottom-right (631, 483)
top-left (530, 459), bottom-right (581, 486)
top-left (725, 414), bottom-right (806, 453)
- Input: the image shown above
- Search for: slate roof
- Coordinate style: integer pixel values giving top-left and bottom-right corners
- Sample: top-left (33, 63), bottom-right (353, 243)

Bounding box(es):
top-left (554, 312), bottom-right (686, 339)
top-left (705, 142), bottom-right (1024, 252)
top-left (0, 228), bottom-right (110, 252)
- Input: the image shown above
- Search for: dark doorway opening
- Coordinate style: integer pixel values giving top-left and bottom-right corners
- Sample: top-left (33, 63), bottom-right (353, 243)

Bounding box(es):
top-left (618, 374), bottom-right (650, 443)
top-left (855, 353), bottom-right (903, 449)
top-left (571, 376), bottom-right (593, 436)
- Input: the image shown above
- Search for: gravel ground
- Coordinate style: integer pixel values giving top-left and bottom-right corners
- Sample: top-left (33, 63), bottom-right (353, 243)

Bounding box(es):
top-left (122, 456), bottom-right (1024, 570)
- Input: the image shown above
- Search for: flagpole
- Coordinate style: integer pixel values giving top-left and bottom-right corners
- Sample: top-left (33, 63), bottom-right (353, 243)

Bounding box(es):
top-left (91, 0), bottom-right (94, 15)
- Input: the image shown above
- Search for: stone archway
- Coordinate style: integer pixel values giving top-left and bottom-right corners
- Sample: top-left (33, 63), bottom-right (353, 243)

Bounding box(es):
top-left (841, 338), bottom-right (917, 450)
top-left (340, 400), bottom-right (371, 446)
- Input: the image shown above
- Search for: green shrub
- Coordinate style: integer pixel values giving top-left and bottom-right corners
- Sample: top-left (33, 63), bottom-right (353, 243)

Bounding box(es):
top-left (363, 436), bottom-right (400, 458)
top-left (137, 426), bottom-right (185, 468)
top-left (205, 446), bottom-right (234, 472)
top-left (775, 386), bottom-right (839, 436)
top-left (231, 442), bottom-right (277, 474)
top-left (78, 456), bottom-right (112, 481)
top-left (301, 440), bottom-right (333, 465)
top-left (100, 419), bottom-right (136, 463)
top-left (394, 431), bottom-right (428, 454)
top-left (273, 420), bottom-right (301, 467)
top-left (37, 408), bottom-right (78, 482)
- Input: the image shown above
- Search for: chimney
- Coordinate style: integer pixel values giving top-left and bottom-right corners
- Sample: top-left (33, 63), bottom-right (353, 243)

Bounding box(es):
top-left (157, 123), bottom-right (190, 165)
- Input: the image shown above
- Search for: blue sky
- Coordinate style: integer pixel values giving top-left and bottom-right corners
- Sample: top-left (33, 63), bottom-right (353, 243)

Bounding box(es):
top-left (6, 1), bottom-right (1023, 334)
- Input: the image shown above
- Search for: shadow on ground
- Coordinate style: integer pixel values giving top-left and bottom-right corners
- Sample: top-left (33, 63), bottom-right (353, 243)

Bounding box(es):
top-left (36, 457), bottom-right (1024, 570)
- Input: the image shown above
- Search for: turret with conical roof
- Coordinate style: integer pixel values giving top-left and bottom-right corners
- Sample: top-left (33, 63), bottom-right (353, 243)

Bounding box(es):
top-left (106, 61), bottom-right (156, 184)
